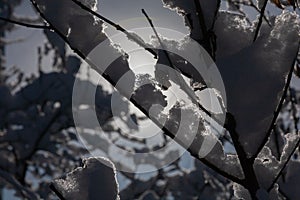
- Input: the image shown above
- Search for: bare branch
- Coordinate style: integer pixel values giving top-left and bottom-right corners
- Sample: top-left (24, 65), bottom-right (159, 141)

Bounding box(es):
top-left (249, 1), bottom-right (271, 26)
top-left (70, 0), bottom-right (157, 58)
top-left (253, 0), bottom-right (268, 42)
top-left (193, 0), bottom-right (208, 40)
top-left (141, 9), bottom-right (199, 104)
top-left (228, 0), bottom-right (271, 27)
top-left (193, 0), bottom-right (216, 57)
top-left (224, 114), bottom-right (260, 199)
top-left (49, 183), bottom-right (66, 200)
top-left (0, 16), bottom-right (50, 29)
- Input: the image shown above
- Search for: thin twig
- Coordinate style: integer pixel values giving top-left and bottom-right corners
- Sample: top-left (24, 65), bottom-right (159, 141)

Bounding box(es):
top-left (249, 0), bottom-right (271, 26)
top-left (141, 9), bottom-right (198, 104)
top-left (229, 0), bottom-right (271, 27)
top-left (253, 0), bottom-right (268, 42)
top-left (0, 16), bottom-right (50, 29)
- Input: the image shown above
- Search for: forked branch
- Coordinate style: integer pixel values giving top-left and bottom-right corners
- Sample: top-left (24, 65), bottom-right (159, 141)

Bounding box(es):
top-left (29, 0), bottom-right (243, 185)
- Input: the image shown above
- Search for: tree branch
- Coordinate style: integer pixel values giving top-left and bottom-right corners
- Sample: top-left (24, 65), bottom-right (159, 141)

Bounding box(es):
top-left (253, 0), bottom-right (268, 42)
top-left (70, 0), bottom-right (226, 131)
top-left (193, 0), bottom-right (214, 57)
top-left (49, 183), bottom-right (66, 200)
top-left (0, 16), bottom-right (50, 29)
top-left (141, 8), bottom-right (233, 150)
top-left (228, 0), bottom-right (271, 27)
top-left (249, 0), bottom-right (271, 26)
top-left (29, 0), bottom-right (243, 185)
top-left (224, 114), bottom-right (259, 199)
top-left (69, 0), bottom-right (157, 58)
top-left (193, 0), bottom-right (208, 41)
top-left (141, 9), bottom-right (199, 104)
